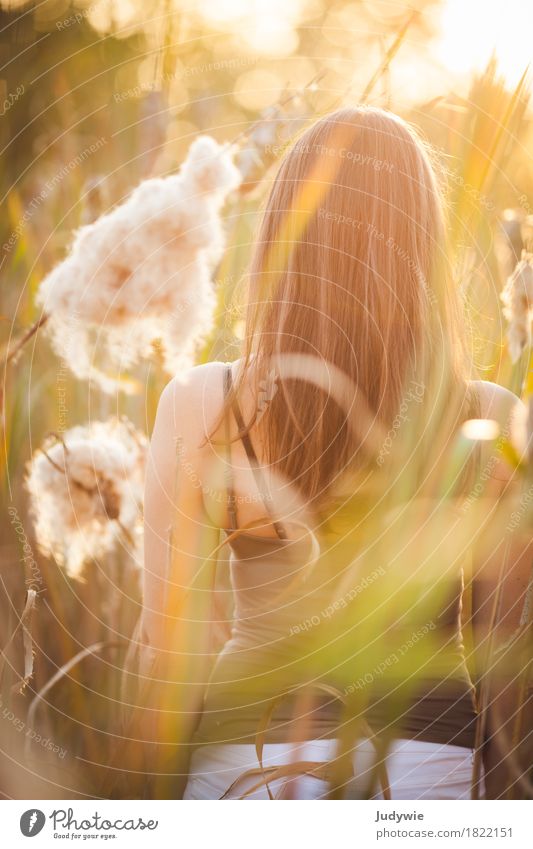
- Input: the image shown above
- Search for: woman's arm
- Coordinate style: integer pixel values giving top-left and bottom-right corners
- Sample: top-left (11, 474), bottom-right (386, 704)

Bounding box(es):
top-left (470, 381), bottom-right (532, 799)
top-left (137, 367), bottom-right (221, 796)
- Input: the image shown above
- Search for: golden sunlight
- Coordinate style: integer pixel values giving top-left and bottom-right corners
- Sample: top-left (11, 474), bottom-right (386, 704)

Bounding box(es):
top-left (1, 0), bottom-right (532, 814)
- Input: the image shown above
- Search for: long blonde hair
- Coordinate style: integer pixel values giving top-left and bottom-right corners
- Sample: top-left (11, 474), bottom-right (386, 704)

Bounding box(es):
top-left (226, 106), bottom-right (477, 508)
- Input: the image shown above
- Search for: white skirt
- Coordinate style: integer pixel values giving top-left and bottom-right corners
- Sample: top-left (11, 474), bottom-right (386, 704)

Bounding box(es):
top-left (183, 738), bottom-right (482, 800)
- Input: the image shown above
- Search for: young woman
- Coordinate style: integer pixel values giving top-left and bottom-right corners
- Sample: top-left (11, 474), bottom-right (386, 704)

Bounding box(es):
top-left (140, 107), bottom-right (528, 800)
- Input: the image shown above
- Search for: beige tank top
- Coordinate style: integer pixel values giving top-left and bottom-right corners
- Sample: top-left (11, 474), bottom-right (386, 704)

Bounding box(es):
top-left (192, 365), bottom-right (478, 749)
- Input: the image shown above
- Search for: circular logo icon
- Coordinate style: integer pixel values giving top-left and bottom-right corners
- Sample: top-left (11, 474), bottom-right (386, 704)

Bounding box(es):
top-left (20, 810), bottom-right (46, 837)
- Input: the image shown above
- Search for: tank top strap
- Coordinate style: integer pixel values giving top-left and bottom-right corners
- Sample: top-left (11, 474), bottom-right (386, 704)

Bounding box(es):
top-left (223, 364), bottom-right (238, 532)
top-left (224, 363), bottom-right (288, 541)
